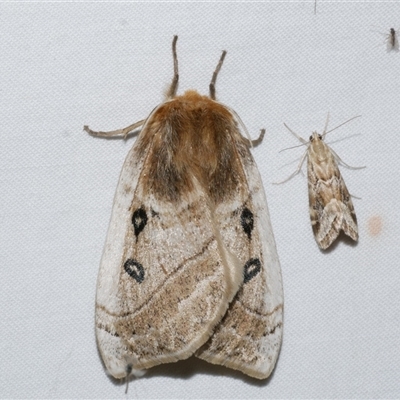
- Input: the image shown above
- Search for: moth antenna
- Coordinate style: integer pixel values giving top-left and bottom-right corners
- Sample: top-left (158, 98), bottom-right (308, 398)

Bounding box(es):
top-left (283, 123), bottom-right (308, 145)
top-left (209, 50), bottom-right (227, 100)
top-left (166, 35), bottom-right (179, 99)
top-left (322, 112), bottom-right (330, 137)
top-left (323, 115), bottom-right (361, 139)
top-left (327, 133), bottom-right (361, 146)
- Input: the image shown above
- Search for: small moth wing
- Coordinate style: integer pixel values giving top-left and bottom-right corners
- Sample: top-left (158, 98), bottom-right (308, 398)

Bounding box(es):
top-left (95, 98), bottom-right (244, 378)
top-left (196, 112), bottom-right (283, 379)
top-left (307, 134), bottom-right (358, 250)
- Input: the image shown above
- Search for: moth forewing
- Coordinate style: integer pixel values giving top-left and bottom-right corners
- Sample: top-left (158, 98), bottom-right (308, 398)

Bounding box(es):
top-left (196, 119), bottom-right (283, 379)
top-left (86, 36), bottom-right (282, 381)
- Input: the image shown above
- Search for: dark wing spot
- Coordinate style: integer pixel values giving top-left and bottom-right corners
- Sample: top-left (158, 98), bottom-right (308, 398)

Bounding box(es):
top-left (151, 208), bottom-right (160, 218)
top-left (132, 207), bottom-right (147, 238)
top-left (244, 258), bottom-right (261, 283)
top-left (124, 259), bottom-right (145, 283)
top-left (241, 207), bottom-right (254, 240)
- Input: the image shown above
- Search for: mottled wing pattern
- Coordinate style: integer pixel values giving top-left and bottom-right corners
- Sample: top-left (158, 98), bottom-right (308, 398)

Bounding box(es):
top-left (307, 143), bottom-right (358, 250)
top-left (196, 120), bottom-right (283, 379)
top-left (95, 108), bottom-right (243, 379)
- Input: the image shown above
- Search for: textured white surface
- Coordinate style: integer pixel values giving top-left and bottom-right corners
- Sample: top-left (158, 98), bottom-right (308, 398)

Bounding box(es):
top-left (1, 2), bottom-right (400, 398)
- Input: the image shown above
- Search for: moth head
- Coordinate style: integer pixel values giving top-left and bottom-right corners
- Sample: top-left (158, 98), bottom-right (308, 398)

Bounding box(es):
top-left (309, 132), bottom-right (322, 142)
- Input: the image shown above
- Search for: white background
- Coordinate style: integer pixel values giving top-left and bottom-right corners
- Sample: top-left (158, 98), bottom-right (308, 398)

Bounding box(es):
top-left (1, 2), bottom-right (399, 398)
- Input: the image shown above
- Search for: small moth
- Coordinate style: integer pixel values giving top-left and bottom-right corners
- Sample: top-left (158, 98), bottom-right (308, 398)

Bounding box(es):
top-left (387, 28), bottom-right (399, 52)
top-left (279, 115), bottom-right (363, 250)
top-left (85, 36), bottom-right (283, 381)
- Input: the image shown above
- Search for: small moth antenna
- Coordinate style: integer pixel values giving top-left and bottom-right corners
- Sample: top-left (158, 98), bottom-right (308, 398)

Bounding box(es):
top-left (283, 123), bottom-right (308, 145)
top-left (166, 35), bottom-right (179, 99)
top-left (322, 112), bottom-right (330, 136)
top-left (323, 115), bottom-right (361, 138)
top-left (209, 50), bottom-right (227, 100)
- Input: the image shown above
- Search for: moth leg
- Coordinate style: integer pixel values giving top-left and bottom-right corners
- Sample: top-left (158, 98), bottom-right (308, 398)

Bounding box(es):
top-left (209, 50), bottom-right (227, 100)
top-left (273, 149), bottom-right (308, 184)
top-left (238, 127), bottom-right (266, 148)
top-left (250, 128), bottom-right (266, 147)
top-left (165, 35), bottom-right (179, 100)
top-left (330, 148), bottom-right (366, 170)
top-left (83, 120), bottom-right (145, 138)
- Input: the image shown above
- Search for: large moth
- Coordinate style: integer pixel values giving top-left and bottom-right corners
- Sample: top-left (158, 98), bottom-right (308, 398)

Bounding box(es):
top-left (85, 36), bottom-right (283, 380)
